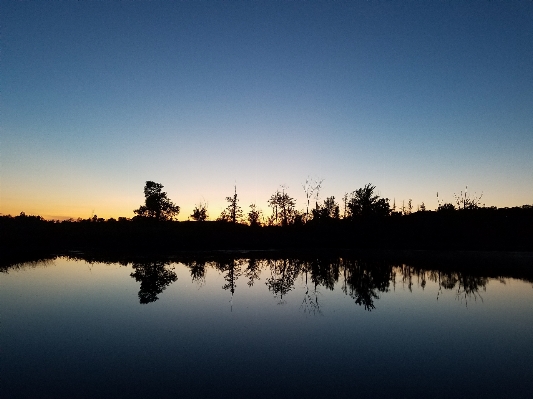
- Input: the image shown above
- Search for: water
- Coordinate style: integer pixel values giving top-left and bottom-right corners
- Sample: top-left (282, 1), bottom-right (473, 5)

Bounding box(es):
top-left (1, 253), bottom-right (532, 398)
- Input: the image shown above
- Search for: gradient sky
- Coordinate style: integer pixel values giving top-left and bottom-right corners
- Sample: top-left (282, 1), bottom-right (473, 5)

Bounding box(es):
top-left (2, 1), bottom-right (532, 220)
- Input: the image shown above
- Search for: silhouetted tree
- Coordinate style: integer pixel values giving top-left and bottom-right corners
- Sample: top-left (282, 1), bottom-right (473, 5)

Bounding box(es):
top-left (191, 202), bottom-right (208, 221)
top-left (14, 212), bottom-right (45, 222)
top-left (302, 177), bottom-right (323, 221)
top-left (342, 193), bottom-right (349, 219)
top-left (454, 186), bottom-right (484, 210)
top-left (347, 184), bottom-right (390, 218)
top-left (437, 203), bottom-right (455, 212)
top-left (218, 186), bottom-right (243, 223)
top-left (312, 196), bottom-right (340, 222)
top-left (292, 210), bottom-right (306, 226)
top-left (268, 187), bottom-right (296, 226)
top-left (247, 203), bottom-right (262, 227)
top-left (134, 181), bottom-right (180, 221)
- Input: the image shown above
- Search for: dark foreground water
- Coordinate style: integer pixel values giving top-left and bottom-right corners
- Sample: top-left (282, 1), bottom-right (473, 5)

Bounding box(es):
top-left (1, 253), bottom-right (532, 398)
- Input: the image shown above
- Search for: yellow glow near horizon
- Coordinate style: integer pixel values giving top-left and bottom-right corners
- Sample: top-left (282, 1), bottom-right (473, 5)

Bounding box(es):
top-left (2, 178), bottom-right (532, 221)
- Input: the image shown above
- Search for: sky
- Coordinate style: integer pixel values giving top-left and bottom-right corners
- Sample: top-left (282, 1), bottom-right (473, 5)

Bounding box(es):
top-left (2, 1), bottom-right (532, 220)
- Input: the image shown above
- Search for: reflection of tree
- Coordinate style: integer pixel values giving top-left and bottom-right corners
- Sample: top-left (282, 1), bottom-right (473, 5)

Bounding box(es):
top-left (310, 258), bottom-right (338, 291)
top-left (214, 258), bottom-right (244, 311)
top-left (215, 258), bottom-right (243, 295)
top-left (398, 264), bottom-right (415, 292)
top-left (341, 259), bottom-right (392, 311)
top-left (130, 261), bottom-right (177, 304)
top-left (298, 258), bottom-right (341, 315)
top-left (455, 274), bottom-right (487, 305)
top-left (185, 260), bottom-right (207, 286)
top-left (244, 258), bottom-right (262, 287)
top-left (34, 253), bottom-right (514, 311)
top-left (438, 272), bottom-right (458, 291)
top-left (265, 259), bottom-right (301, 303)
top-left (300, 262), bottom-right (321, 315)
top-left (435, 271), bottom-right (487, 306)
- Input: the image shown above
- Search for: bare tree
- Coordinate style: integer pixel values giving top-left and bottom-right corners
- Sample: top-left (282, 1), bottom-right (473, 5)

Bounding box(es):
top-left (454, 186), bottom-right (484, 210)
top-left (302, 177), bottom-right (324, 221)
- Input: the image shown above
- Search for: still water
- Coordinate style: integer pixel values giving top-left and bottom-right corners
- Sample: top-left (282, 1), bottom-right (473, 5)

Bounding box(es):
top-left (2, 253), bottom-right (532, 398)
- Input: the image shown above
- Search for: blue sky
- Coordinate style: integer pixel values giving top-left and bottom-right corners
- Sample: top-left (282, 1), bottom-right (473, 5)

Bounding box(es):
top-left (2, 1), bottom-right (532, 220)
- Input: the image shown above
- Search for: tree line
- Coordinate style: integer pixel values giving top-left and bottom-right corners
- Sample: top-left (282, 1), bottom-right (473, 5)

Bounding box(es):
top-left (2, 180), bottom-right (532, 256)
top-left (132, 180), bottom-right (499, 226)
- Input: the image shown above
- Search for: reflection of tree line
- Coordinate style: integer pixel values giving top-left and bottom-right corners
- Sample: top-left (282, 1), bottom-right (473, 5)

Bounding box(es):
top-left (395, 264), bottom-right (488, 306)
top-left (128, 257), bottom-right (491, 309)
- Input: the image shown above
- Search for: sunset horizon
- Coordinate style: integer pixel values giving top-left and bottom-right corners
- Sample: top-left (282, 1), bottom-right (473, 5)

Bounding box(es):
top-left (3, 1), bottom-right (532, 221)
top-left (1, 178), bottom-right (528, 222)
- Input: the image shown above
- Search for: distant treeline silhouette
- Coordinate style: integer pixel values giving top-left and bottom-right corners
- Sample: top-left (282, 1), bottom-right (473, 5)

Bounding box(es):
top-left (1, 180), bottom-right (532, 258)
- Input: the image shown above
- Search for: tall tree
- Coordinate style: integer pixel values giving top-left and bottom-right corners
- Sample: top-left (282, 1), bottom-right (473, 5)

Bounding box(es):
top-left (134, 181), bottom-right (180, 221)
top-left (302, 177), bottom-right (323, 221)
top-left (218, 186), bottom-right (243, 223)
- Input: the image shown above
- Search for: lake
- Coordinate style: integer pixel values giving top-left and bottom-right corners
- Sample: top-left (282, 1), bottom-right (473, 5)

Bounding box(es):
top-left (1, 252), bottom-right (532, 398)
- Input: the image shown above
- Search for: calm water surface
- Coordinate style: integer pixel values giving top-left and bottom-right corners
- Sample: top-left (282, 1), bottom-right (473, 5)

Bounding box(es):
top-left (1, 254), bottom-right (532, 398)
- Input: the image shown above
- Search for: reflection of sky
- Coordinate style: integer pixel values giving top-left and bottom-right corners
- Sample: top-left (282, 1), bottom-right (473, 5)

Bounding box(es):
top-left (2, 2), bottom-right (532, 219)
top-left (1, 257), bottom-right (533, 398)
